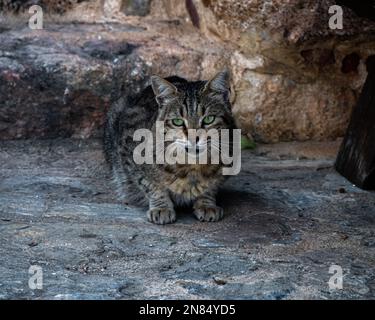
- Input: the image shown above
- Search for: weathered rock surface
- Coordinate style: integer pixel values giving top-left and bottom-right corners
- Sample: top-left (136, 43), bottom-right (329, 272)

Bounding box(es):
top-left (1, 0), bottom-right (375, 142)
top-left (177, 0), bottom-right (375, 142)
top-left (0, 21), bottom-right (226, 139)
top-left (1, 139), bottom-right (375, 299)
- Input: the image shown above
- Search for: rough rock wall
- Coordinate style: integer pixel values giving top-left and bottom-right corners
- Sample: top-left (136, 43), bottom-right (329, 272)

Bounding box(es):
top-left (1, 0), bottom-right (375, 142)
top-left (189, 0), bottom-right (375, 142)
top-left (0, 19), bottom-right (226, 139)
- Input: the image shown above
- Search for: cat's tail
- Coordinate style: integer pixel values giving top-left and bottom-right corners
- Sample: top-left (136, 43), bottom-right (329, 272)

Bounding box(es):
top-left (103, 97), bottom-right (128, 167)
top-left (103, 97), bottom-right (148, 207)
top-left (111, 165), bottom-right (148, 208)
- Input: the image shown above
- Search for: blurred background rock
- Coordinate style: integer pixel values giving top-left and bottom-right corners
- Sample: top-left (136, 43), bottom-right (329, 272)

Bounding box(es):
top-left (0, 0), bottom-right (374, 142)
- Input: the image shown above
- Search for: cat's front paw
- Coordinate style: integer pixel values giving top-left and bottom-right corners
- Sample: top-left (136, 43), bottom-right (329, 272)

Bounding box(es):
top-left (194, 205), bottom-right (224, 222)
top-left (147, 207), bottom-right (176, 225)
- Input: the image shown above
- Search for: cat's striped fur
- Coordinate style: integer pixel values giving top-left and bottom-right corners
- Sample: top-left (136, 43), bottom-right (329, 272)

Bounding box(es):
top-left (103, 71), bottom-right (235, 224)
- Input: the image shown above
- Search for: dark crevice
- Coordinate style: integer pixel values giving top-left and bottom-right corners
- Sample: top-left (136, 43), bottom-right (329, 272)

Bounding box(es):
top-left (341, 53), bottom-right (360, 73)
top-left (185, 0), bottom-right (200, 28)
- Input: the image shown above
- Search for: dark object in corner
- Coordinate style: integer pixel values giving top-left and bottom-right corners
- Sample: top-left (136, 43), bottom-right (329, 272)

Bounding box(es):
top-left (335, 56), bottom-right (375, 190)
top-left (336, 0), bottom-right (375, 22)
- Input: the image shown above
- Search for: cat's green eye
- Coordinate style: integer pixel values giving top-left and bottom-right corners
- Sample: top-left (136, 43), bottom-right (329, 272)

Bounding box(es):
top-left (172, 118), bottom-right (184, 127)
top-left (202, 115), bottom-right (216, 125)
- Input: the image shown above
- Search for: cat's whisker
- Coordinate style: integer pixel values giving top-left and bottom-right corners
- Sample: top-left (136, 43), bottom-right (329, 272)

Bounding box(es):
top-left (216, 140), bottom-right (232, 146)
top-left (211, 141), bottom-right (232, 149)
top-left (210, 144), bottom-right (222, 153)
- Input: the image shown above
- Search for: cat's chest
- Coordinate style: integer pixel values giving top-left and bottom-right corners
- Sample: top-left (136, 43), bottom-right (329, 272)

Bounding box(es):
top-left (166, 169), bottom-right (218, 199)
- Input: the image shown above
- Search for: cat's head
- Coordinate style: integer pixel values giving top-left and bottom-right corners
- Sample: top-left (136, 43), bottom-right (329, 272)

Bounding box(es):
top-left (150, 70), bottom-right (234, 158)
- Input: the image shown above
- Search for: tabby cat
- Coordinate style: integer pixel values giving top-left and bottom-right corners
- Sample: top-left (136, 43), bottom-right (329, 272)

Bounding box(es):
top-left (103, 70), bottom-right (236, 224)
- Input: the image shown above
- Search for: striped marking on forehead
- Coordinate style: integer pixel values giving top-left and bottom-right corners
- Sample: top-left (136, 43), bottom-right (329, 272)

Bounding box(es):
top-left (184, 87), bottom-right (202, 117)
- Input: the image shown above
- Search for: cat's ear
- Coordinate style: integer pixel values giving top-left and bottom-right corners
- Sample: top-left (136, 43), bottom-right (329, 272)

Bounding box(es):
top-left (203, 69), bottom-right (230, 97)
top-left (151, 75), bottom-right (178, 106)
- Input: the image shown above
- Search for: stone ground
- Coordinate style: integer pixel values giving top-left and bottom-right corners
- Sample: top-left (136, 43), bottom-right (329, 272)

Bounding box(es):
top-left (0, 139), bottom-right (374, 300)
